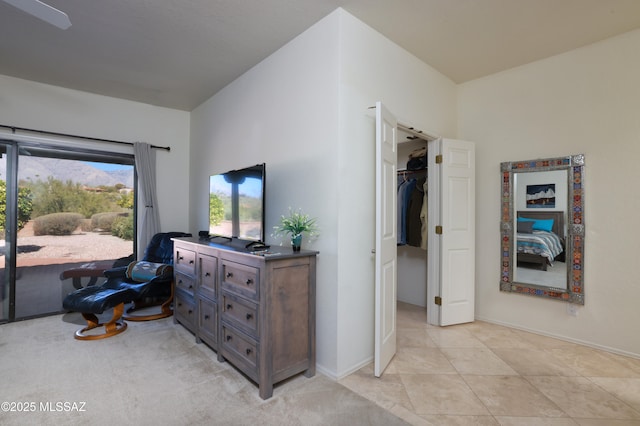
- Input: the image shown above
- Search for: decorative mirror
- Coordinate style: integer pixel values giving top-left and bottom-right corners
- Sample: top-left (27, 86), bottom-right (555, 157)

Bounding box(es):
top-left (500, 154), bottom-right (585, 304)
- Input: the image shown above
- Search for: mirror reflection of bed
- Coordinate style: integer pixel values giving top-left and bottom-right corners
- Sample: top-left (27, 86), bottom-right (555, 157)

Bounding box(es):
top-left (514, 210), bottom-right (567, 289)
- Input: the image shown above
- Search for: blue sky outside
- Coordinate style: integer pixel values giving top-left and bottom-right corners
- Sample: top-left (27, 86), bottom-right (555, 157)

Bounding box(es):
top-left (210, 175), bottom-right (262, 198)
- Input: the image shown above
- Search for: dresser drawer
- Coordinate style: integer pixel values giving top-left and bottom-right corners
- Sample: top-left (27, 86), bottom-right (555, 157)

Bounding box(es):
top-left (220, 291), bottom-right (258, 336)
top-left (199, 254), bottom-right (217, 299)
top-left (174, 246), bottom-right (196, 275)
top-left (221, 324), bottom-right (258, 372)
top-left (221, 260), bottom-right (259, 300)
top-left (174, 291), bottom-right (196, 332)
top-left (198, 296), bottom-right (217, 347)
top-left (174, 272), bottom-right (196, 297)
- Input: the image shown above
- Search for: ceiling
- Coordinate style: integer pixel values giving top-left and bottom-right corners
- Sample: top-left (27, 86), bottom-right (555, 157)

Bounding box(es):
top-left (2, 0), bottom-right (640, 111)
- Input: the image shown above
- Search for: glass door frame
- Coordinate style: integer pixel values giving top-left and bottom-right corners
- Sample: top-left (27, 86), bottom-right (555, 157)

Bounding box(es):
top-left (1, 141), bottom-right (18, 322)
top-left (0, 138), bottom-right (137, 323)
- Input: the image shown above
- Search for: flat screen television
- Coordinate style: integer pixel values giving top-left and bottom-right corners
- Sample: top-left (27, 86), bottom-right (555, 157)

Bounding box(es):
top-left (209, 163), bottom-right (266, 243)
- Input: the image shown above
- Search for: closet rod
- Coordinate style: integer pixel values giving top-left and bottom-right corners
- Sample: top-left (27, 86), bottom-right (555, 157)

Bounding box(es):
top-left (0, 124), bottom-right (171, 151)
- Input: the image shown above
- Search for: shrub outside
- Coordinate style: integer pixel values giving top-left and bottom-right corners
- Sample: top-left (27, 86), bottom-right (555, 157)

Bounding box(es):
top-left (91, 212), bottom-right (129, 232)
top-left (111, 215), bottom-right (134, 240)
top-left (33, 212), bottom-right (85, 236)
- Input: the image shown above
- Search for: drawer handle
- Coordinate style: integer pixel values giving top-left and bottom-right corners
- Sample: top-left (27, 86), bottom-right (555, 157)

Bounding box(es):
top-left (178, 255), bottom-right (184, 261)
top-left (226, 272), bottom-right (233, 278)
top-left (246, 279), bottom-right (253, 285)
top-left (226, 304), bottom-right (233, 310)
top-left (204, 314), bottom-right (210, 320)
top-left (178, 279), bottom-right (183, 285)
top-left (189, 260), bottom-right (194, 264)
top-left (188, 309), bottom-right (193, 314)
top-left (245, 348), bottom-right (252, 356)
top-left (246, 313), bottom-right (253, 320)
top-left (226, 335), bottom-right (232, 341)
top-left (188, 284), bottom-right (193, 289)
top-left (205, 272), bottom-right (211, 277)
top-left (177, 302), bottom-right (182, 307)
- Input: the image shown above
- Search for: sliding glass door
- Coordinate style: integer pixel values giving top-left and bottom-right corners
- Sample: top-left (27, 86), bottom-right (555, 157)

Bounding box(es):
top-left (0, 143), bottom-right (11, 322)
top-left (1, 141), bottom-right (136, 320)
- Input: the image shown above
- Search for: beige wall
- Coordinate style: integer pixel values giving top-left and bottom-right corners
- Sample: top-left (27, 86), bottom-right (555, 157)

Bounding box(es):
top-left (4, 8), bottom-right (638, 377)
top-left (458, 29), bottom-right (640, 357)
top-left (190, 9), bottom-right (459, 378)
top-left (0, 75), bottom-right (191, 243)
top-left (190, 11), bottom-right (342, 375)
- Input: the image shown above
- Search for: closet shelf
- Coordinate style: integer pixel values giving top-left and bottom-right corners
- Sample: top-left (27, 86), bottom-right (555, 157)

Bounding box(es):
top-left (398, 168), bottom-right (427, 173)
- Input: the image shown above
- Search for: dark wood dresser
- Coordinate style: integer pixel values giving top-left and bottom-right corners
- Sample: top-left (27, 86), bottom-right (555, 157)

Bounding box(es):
top-left (172, 237), bottom-right (317, 399)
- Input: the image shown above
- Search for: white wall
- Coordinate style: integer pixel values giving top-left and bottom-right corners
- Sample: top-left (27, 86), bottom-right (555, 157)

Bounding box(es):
top-left (334, 10), bottom-right (457, 376)
top-left (190, 11), bottom-right (342, 374)
top-left (0, 75), bottom-right (191, 242)
top-left (459, 29), bottom-right (640, 357)
top-left (189, 9), bottom-right (458, 378)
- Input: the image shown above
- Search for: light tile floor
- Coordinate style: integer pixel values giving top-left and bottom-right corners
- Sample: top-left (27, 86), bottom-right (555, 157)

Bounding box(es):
top-left (339, 302), bottom-right (640, 425)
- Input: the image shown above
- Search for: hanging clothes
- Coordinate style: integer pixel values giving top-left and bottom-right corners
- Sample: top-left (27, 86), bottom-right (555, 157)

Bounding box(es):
top-left (397, 176), bottom-right (416, 245)
top-left (397, 170), bottom-right (427, 249)
top-left (420, 178), bottom-right (428, 250)
top-left (406, 176), bottom-right (426, 247)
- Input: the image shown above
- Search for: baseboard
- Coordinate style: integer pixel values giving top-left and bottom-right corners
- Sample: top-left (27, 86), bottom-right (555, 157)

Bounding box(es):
top-left (315, 355), bottom-right (374, 381)
top-left (476, 315), bottom-right (640, 360)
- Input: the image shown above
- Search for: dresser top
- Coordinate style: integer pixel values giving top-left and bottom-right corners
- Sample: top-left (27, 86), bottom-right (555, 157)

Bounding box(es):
top-left (172, 236), bottom-right (318, 259)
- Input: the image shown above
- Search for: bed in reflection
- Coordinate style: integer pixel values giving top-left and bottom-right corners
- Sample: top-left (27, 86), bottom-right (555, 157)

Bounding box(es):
top-left (516, 211), bottom-right (565, 271)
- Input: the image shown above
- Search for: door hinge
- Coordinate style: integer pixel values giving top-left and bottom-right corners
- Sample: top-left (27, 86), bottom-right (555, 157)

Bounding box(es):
top-left (435, 154), bottom-right (443, 164)
top-left (435, 296), bottom-right (442, 306)
top-left (435, 225), bottom-right (443, 235)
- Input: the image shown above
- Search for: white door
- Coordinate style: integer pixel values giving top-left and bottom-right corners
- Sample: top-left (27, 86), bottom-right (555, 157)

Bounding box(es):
top-left (427, 138), bottom-right (476, 326)
top-left (374, 101), bottom-right (397, 376)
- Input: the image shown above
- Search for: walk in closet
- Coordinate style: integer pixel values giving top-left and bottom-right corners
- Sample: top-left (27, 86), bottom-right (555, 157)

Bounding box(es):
top-left (374, 102), bottom-right (475, 376)
top-left (397, 128), bottom-right (430, 308)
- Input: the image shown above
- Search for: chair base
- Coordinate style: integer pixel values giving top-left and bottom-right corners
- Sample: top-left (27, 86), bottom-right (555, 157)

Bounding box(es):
top-left (74, 303), bottom-right (128, 341)
top-left (123, 297), bottom-right (173, 322)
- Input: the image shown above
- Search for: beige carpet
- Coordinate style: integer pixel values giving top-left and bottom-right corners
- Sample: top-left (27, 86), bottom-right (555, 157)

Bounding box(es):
top-left (0, 312), bottom-right (408, 426)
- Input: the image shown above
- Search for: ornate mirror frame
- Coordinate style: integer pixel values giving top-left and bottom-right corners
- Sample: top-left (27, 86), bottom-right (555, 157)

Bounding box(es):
top-left (500, 154), bottom-right (585, 304)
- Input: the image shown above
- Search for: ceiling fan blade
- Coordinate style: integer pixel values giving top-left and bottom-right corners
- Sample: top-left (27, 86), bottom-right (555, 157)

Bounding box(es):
top-left (3, 0), bottom-right (71, 30)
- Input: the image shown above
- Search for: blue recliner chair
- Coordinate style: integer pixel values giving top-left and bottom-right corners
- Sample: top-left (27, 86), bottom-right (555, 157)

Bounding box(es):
top-left (62, 232), bottom-right (191, 340)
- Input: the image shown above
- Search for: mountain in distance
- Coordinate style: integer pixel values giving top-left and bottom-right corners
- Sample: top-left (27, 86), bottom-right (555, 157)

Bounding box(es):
top-left (0, 157), bottom-right (134, 188)
top-left (526, 188), bottom-right (555, 201)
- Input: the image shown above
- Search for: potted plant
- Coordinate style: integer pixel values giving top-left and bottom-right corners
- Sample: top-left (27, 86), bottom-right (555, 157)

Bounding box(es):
top-left (273, 207), bottom-right (318, 251)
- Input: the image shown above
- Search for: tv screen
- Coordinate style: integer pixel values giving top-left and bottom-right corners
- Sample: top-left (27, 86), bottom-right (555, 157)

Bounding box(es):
top-left (209, 163), bottom-right (265, 243)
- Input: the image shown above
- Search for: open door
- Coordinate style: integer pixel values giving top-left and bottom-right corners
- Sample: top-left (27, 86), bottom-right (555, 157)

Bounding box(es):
top-left (374, 102), bottom-right (397, 376)
top-left (427, 138), bottom-right (475, 326)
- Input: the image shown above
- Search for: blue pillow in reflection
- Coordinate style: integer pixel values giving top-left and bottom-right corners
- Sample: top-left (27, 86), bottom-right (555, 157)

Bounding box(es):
top-left (517, 217), bottom-right (554, 232)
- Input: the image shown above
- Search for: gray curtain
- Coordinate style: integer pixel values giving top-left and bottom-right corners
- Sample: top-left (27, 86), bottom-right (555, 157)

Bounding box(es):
top-left (134, 142), bottom-right (160, 256)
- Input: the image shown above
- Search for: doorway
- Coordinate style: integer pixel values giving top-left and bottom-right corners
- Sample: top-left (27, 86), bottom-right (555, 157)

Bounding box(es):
top-left (374, 102), bottom-right (476, 376)
top-left (1, 140), bottom-right (136, 321)
top-left (397, 130), bottom-right (430, 311)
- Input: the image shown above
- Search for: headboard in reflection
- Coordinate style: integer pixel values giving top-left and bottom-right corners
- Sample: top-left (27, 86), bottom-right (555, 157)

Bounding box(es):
top-left (500, 155), bottom-right (585, 304)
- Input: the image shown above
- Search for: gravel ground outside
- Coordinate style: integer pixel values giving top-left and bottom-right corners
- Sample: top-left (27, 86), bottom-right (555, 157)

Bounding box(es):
top-left (15, 232), bottom-right (133, 261)
top-left (1, 221), bottom-right (133, 267)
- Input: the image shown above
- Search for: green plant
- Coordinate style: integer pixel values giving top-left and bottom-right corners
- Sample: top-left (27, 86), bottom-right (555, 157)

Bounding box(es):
top-left (117, 191), bottom-right (134, 209)
top-left (0, 181), bottom-right (34, 236)
top-left (111, 215), bottom-right (134, 240)
top-left (273, 207), bottom-right (319, 239)
top-left (209, 193), bottom-right (224, 226)
top-left (24, 177), bottom-right (128, 219)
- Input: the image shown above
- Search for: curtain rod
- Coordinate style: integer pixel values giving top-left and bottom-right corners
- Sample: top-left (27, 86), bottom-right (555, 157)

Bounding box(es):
top-left (0, 124), bottom-right (171, 151)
